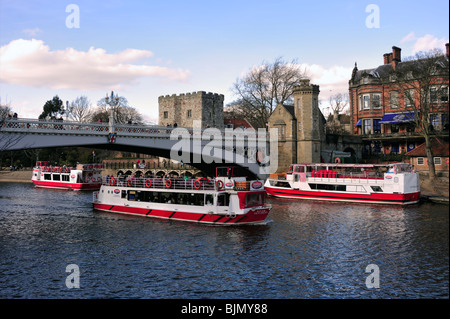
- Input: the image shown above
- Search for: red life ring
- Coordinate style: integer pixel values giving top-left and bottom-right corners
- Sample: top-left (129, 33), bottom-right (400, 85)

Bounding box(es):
top-left (216, 180), bottom-right (224, 190)
top-left (145, 179), bottom-right (152, 188)
top-left (110, 177), bottom-right (116, 186)
top-left (165, 179), bottom-right (172, 188)
top-left (445, 158), bottom-right (449, 164)
top-left (194, 179), bottom-right (201, 190)
top-left (335, 157), bottom-right (341, 163)
top-left (127, 179), bottom-right (133, 187)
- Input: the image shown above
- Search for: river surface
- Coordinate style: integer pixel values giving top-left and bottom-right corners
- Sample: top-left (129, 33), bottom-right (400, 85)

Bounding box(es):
top-left (0, 182), bottom-right (448, 299)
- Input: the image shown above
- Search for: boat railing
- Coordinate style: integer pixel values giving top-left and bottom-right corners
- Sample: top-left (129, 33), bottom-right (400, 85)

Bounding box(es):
top-left (103, 176), bottom-right (218, 191)
top-left (307, 171), bottom-right (384, 184)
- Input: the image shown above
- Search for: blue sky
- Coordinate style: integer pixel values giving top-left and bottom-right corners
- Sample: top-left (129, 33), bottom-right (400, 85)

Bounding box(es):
top-left (1, 0), bottom-right (448, 122)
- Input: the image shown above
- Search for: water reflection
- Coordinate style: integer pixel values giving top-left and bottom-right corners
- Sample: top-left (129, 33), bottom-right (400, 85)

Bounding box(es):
top-left (0, 183), bottom-right (448, 298)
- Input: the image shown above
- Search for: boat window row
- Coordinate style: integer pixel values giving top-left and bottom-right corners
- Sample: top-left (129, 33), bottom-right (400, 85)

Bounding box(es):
top-left (308, 183), bottom-right (381, 193)
top-left (117, 190), bottom-right (230, 207)
top-left (43, 173), bottom-right (70, 182)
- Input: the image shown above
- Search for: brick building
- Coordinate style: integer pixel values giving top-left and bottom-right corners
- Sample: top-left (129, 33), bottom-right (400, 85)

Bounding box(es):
top-left (348, 44), bottom-right (449, 158)
top-left (158, 91), bottom-right (224, 129)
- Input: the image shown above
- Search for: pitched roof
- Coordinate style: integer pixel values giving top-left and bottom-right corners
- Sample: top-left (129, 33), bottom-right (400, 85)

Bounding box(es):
top-left (405, 138), bottom-right (449, 156)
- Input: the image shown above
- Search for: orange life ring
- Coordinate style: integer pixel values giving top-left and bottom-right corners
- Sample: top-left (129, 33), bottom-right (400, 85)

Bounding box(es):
top-left (165, 179), bottom-right (172, 188)
top-left (445, 158), bottom-right (449, 164)
top-left (145, 179), bottom-right (152, 188)
top-left (194, 179), bottom-right (201, 190)
top-left (110, 177), bottom-right (116, 186)
top-left (216, 180), bottom-right (224, 190)
top-left (127, 179), bottom-right (133, 187)
top-left (335, 157), bottom-right (341, 163)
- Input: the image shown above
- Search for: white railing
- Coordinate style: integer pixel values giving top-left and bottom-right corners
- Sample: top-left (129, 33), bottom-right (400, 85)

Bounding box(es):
top-left (1, 118), bottom-right (268, 141)
top-left (104, 176), bottom-right (217, 191)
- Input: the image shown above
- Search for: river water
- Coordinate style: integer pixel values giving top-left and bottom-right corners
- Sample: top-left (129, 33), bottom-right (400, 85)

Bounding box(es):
top-left (0, 182), bottom-right (448, 299)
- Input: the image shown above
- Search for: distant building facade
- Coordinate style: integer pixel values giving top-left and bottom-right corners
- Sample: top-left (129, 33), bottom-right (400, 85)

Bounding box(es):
top-left (349, 44), bottom-right (449, 158)
top-left (158, 91), bottom-right (224, 129)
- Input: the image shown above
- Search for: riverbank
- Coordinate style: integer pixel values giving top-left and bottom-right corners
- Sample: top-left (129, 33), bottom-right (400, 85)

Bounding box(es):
top-left (1, 169), bottom-right (448, 200)
top-left (0, 170), bottom-right (33, 183)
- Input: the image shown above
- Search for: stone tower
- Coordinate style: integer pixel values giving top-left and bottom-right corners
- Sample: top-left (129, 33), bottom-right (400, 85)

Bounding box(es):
top-left (293, 79), bottom-right (324, 163)
top-left (158, 91), bottom-right (224, 129)
top-left (268, 79), bottom-right (325, 172)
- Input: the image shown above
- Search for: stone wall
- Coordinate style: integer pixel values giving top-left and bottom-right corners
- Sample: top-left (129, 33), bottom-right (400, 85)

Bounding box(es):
top-left (158, 91), bottom-right (224, 129)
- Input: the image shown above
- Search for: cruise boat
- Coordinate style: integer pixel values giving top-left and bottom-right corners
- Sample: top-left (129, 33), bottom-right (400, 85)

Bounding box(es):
top-left (265, 163), bottom-right (421, 205)
top-left (32, 161), bottom-right (103, 190)
top-left (92, 167), bottom-right (271, 225)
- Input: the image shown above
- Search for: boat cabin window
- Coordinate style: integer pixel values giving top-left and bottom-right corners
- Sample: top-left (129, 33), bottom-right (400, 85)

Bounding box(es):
top-left (124, 190), bottom-right (217, 206)
top-left (44, 174), bottom-right (52, 180)
top-left (205, 194), bottom-right (214, 205)
top-left (216, 167), bottom-right (230, 177)
top-left (217, 193), bottom-right (230, 206)
top-left (293, 165), bottom-right (305, 173)
top-left (61, 174), bottom-right (69, 182)
top-left (52, 174), bottom-right (60, 181)
top-left (245, 192), bottom-right (264, 207)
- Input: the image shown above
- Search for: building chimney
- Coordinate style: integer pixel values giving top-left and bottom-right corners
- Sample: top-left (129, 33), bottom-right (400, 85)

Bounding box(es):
top-left (392, 46), bottom-right (401, 62)
top-left (383, 53), bottom-right (390, 65)
top-left (446, 43), bottom-right (449, 57)
top-left (392, 46), bottom-right (401, 70)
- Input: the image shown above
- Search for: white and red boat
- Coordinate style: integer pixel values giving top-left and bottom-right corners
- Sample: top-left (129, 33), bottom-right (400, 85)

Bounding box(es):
top-left (92, 167), bottom-right (271, 225)
top-left (265, 163), bottom-right (421, 205)
top-left (32, 161), bottom-right (103, 190)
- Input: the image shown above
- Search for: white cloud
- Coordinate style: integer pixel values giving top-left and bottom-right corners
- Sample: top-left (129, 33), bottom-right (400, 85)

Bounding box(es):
top-left (400, 32), bottom-right (448, 54)
top-left (306, 64), bottom-right (352, 96)
top-left (0, 39), bottom-right (190, 90)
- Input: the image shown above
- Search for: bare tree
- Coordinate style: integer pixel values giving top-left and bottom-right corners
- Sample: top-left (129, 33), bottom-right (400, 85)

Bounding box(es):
top-left (95, 91), bottom-right (143, 124)
top-left (67, 96), bottom-right (93, 122)
top-left (390, 49), bottom-right (449, 179)
top-left (326, 93), bottom-right (349, 134)
top-left (231, 57), bottom-right (308, 128)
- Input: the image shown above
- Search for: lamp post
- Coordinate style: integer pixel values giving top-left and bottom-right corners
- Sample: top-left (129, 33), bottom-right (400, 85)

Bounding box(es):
top-left (105, 91), bottom-right (118, 133)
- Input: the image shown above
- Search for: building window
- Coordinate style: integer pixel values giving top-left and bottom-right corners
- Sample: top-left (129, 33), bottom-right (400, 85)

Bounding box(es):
top-left (363, 95), bottom-right (370, 109)
top-left (390, 91), bottom-right (399, 108)
top-left (163, 111), bottom-right (168, 119)
top-left (417, 157), bottom-right (424, 165)
top-left (441, 86), bottom-right (449, 103)
top-left (430, 114), bottom-right (439, 126)
top-left (405, 89), bottom-right (415, 107)
top-left (359, 95), bottom-right (363, 111)
top-left (434, 157), bottom-right (441, 165)
top-left (391, 143), bottom-right (399, 154)
top-left (391, 124), bottom-right (399, 133)
top-left (430, 87), bottom-right (439, 103)
top-left (187, 109), bottom-right (192, 118)
top-left (372, 94), bottom-right (381, 108)
top-left (373, 119), bottom-right (381, 133)
top-left (363, 119), bottom-right (371, 134)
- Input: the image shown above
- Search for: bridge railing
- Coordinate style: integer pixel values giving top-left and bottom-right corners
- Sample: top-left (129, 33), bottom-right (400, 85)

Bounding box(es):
top-left (1, 118), bottom-right (268, 140)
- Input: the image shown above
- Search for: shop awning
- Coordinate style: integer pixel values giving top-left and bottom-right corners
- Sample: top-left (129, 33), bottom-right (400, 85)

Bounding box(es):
top-left (379, 112), bottom-right (415, 124)
top-left (355, 119), bottom-right (362, 127)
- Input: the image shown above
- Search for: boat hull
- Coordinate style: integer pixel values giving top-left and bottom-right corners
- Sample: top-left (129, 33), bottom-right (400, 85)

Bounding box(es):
top-left (265, 186), bottom-right (420, 205)
top-left (33, 180), bottom-right (101, 191)
top-left (93, 203), bottom-right (270, 225)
